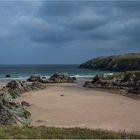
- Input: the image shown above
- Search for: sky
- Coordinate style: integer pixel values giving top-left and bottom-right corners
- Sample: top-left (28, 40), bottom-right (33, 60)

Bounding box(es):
top-left (0, 1), bottom-right (140, 64)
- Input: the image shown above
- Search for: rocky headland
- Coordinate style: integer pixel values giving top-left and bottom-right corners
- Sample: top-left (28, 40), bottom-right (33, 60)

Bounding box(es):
top-left (79, 53), bottom-right (140, 71)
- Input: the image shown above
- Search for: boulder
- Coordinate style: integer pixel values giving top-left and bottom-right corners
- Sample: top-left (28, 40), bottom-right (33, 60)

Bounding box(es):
top-left (48, 73), bottom-right (76, 83)
top-left (0, 79), bottom-right (47, 125)
top-left (6, 80), bottom-right (31, 95)
top-left (5, 74), bottom-right (11, 78)
top-left (30, 81), bottom-right (46, 90)
top-left (21, 101), bottom-right (30, 107)
top-left (6, 80), bottom-right (46, 95)
top-left (0, 89), bottom-right (31, 125)
top-left (84, 72), bottom-right (140, 95)
top-left (27, 75), bottom-right (47, 83)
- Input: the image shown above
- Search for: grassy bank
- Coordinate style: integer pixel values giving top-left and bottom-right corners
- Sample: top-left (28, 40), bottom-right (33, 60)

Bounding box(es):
top-left (0, 126), bottom-right (139, 139)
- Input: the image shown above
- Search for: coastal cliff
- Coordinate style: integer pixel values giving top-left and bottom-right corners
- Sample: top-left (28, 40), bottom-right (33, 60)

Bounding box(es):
top-left (79, 53), bottom-right (140, 71)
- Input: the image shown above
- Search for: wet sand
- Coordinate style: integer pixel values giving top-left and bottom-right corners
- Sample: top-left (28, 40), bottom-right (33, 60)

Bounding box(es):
top-left (17, 78), bottom-right (140, 133)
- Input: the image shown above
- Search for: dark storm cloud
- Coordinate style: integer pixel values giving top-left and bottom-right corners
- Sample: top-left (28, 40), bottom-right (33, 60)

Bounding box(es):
top-left (23, 0), bottom-right (139, 51)
top-left (0, 1), bottom-right (140, 64)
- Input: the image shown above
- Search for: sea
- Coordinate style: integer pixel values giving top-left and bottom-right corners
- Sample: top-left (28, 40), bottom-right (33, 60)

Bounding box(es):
top-left (0, 65), bottom-right (113, 80)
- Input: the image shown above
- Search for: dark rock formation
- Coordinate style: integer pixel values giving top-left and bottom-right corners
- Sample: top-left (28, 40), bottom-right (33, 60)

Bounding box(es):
top-left (30, 81), bottom-right (46, 90)
top-left (47, 73), bottom-right (76, 83)
top-left (84, 71), bottom-right (140, 95)
top-left (0, 79), bottom-right (46, 125)
top-left (21, 101), bottom-right (30, 107)
top-left (6, 80), bottom-right (46, 95)
top-left (79, 53), bottom-right (140, 71)
top-left (5, 75), bottom-right (11, 78)
top-left (27, 75), bottom-right (48, 83)
top-left (0, 88), bottom-right (31, 125)
top-left (6, 80), bottom-right (31, 95)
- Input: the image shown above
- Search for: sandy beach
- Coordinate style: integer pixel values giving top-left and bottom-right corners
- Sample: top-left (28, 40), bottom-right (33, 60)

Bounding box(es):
top-left (12, 78), bottom-right (139, 133)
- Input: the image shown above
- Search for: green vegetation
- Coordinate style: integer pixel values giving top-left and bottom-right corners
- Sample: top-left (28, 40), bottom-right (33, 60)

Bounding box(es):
top-left (8, 88), bottom-right (19, 99)
top-left (80, 53), bottom-right (140, 71)
top-left (102, 70), bottom-right (140, 80)
top-left (0, 126), bottom-right (139, 139)
top-left (125, 70), bottom-right (140, 75)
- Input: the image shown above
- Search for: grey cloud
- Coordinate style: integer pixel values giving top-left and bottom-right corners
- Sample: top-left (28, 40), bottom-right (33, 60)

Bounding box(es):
top-left (3, 1), bottom-right (140, 52)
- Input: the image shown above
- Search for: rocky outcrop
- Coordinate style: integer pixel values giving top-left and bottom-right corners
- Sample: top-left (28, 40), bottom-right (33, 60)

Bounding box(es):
top-left (27, 75), bottom-right (48, 83)
top-left (5, 75), bottom-right (11, 78)
top-left (6, 80), bottom-right (46, 96)
top-left (47, 73), bottom-right (76, 83)
top-left (79, 53), bottom-right (140, 71)
top-left (0, 80), bottom-right (46, 125)
top-left (84, 71), bottom-right (140, 95)
top-left (0, 88), bottom-right (31, 125)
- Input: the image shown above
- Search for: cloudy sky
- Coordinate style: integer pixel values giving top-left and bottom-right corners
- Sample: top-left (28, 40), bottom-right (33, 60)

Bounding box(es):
top-left (0, 1), bottom-right (140, 64)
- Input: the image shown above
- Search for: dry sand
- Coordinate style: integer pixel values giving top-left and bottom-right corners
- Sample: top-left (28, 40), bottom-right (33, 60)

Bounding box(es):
top-left (17, 79), bottom-right (140, 133)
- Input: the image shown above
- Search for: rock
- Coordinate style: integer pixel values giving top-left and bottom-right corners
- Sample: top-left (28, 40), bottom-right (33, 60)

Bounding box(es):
top-left (48, 73), bottom-right (76, 83)
top-left (0, 89), bottom-right (32, 125)
top-left (84, 81), bottom-right (94, 88)
top-left (0, 79), bottom-right (47, 125)
top-left (30, 81), bottom-right (46, 90)
top-left (21, 101), bottom-right (30, 107)
top-left (6, 80), bottom-right (46, 95)
top-left (60, 94), bottom-right (64, 97)
top-left (27, 75), bottom-right (48, 83)
top-left (84, 72), bottom-right (140, 95)
top-left (5, 74), bottom-right (11, 78)
top-left (6, 80), bottom-right (31, 95)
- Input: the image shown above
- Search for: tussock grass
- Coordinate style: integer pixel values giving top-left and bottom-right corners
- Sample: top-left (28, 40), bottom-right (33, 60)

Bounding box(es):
top-left (0, 126), bottom-right (139, 139)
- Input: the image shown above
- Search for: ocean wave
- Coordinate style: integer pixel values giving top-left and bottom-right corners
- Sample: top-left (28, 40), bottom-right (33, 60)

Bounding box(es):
top-left (0, 73), bottom-right (114, 80)
top-left (71, 75), bottom-right (94, 78)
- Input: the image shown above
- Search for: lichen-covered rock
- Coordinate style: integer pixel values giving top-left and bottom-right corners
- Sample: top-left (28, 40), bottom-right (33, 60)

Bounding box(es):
top-left (6, 80), bottom-right (31, 95)
top-left (27, 75), bottom-right (47, 83)
top-left (84, 72), bottom-right (140, 95)
top-left (30, 81), bottom-right (46, 90)
top-left (0, 79), bottom-right (47, 125)
top-left (0, 89), bottom-right (31, 125)
top-left (6, 80), bottom-right (46, 95)
top-left (48, 73), bottom-right (76, 83)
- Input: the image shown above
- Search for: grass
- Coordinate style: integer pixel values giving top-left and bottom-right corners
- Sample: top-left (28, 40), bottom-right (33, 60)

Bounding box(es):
top-left (0, 126), bottom-right (139, 139)
top-left (125, 70), bottom-right (140, 75)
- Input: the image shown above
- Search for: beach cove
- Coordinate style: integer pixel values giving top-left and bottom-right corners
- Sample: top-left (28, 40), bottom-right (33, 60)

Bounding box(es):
top-left (14, 77), bottom-right (140, 133)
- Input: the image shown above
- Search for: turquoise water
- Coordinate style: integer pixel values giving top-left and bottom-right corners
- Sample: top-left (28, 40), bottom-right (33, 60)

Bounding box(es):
top-left (0, 65), bottom-right (113, 79)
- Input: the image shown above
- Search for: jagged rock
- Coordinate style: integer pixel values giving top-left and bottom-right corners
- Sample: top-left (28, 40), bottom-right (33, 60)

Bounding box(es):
top-left (6, 80), bottom-right (46, 95)
top-left (48, 73), bottom-right (76, 83)
top-left (30, 81), bottom-right (46, 90)
top-left (0, 79), bottom-right (47, 125)
top-left (84, 72), bottom-right (140, 95)
top-left (27, 75), bottom-right (48, 83)
top-left (0, 88), bottom-right (31, 125)
top-left (21, 101), bottom-right (30, 107)
top-left (6, 80), bottom-right (31, 95)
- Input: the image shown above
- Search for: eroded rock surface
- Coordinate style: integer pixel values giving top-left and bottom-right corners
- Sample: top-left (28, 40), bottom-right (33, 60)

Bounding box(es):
top-left (0, 80), bottom-right (46, 125)
top-left (27, 75), bottom-right (47, 83)
top-left (48, 73), bottom-right (76, 83)
top-left (84, 72), bottom-right (140, 95)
